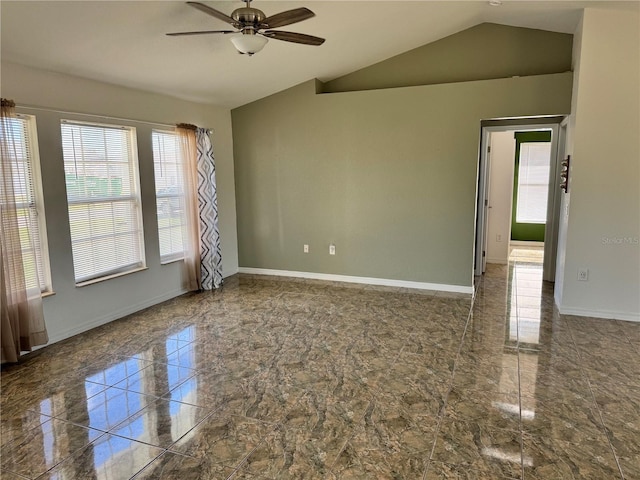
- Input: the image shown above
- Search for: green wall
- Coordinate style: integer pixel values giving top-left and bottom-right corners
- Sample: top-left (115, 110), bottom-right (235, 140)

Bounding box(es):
top-left (322, 23), bottom-right (573, 94)
top-left (232, 73), bottom-right (572, 287)
top-left (511, 130), bottom-right (552, 242)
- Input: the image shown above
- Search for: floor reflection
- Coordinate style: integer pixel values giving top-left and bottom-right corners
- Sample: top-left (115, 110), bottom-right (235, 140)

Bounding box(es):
top-left (473, 247), bottom-right (545, 473)
top-left (6, 327), bottom-right (200, 479)
top-left (2, 258), bottom-right (637, 479)
top-left (509, 247), bottom-right (543, 421)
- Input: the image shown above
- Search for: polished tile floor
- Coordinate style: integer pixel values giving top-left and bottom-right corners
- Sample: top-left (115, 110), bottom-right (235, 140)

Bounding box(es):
top-left (1, 250), bottom-right (638, 479)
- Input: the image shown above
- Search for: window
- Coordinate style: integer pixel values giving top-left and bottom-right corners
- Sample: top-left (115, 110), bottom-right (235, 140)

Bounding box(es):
top-left (61, 120), bottom-right (145, 284)
top-left (515, 142), bottom-right (551, 224)
top-left (152, 130), bottom-right (188, 263)
top-left (4, 114), bottom-right (51, 293)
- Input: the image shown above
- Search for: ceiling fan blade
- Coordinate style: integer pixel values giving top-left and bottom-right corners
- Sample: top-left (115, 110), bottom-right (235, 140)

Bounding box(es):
top-left (262, 8), bottom-right (315, 29)
top-left (167, 30), bottom-right (236, 36)
top-left (186, 2), bottom-right (238, 26)
top-left (262, 30), bottom-right (325, 46)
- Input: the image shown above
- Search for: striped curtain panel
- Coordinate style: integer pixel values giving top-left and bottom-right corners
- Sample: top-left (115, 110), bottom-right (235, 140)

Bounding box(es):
top-left (195, 128), bottom-right (223, 290)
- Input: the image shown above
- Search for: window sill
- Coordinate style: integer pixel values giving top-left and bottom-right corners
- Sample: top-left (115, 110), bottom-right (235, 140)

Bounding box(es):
top-left (75, 267), bottom-right (148, 288)
top-left (42, 290), bottom-right (56, 298)
top-left (160, 256), bottom-right (185, 266)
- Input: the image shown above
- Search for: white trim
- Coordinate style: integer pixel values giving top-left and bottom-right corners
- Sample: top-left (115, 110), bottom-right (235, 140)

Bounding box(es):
top-left (238, 267), bottom-right (474, 294)
top-left (14, 114), bottom-right (53, 293)
top-left (75, 266), bottom-right (148, 288)
top-left (510, 241), bottom-right (544, 248)
top-left (223, 268), bottom-right (239, 278)
top-left (559, 306), bottom-right (640, 323)
top-left (487, 258), bottom-right (509, 265)
top-left (44, 288), bottom-right (189, 345)
top-left (44, 268), bottom-right (238, 347)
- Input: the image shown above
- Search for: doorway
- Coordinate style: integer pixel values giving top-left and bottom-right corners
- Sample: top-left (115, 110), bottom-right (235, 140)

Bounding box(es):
top-left (475, 119), bottom-right (566, 283)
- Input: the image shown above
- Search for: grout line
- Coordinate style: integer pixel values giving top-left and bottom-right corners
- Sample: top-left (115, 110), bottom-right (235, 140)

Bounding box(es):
top-left (614, 320), bottom-right (640, 355)
top-left (129, 448), bottom-right (169, 479)
top-left (226, 439), bottom-right (270, 478)
top-left (512, 261), bottom-right (526, 480)
top-left (422, 279), bottom-right (478, 480)
top-left (221, 411), bottom-right (288, 478)
top-left (0, 469), bottom-right (30, 480)
top-left (563, 318), bottom-right (626, 480)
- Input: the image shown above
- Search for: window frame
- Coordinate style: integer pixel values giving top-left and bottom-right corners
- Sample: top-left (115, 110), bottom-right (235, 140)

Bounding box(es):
top-left (12, 113), bottom-right (53, 294)
top-left (60, 119), bottom-right (146, 285)
top-left (515, 141), bottom-right (552, 225)
top-left (152, 129), bottom-right (188, 264)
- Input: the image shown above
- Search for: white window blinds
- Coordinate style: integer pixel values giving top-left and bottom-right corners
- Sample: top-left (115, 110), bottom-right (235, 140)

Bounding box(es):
top-left (61, 121), bottom-right (145, 283)
top-left (516, 142), bottom-right (551, 224)
top-left (152, 130), bottom-right (188, 263)
top-left (4, 114), bottom-right (51, 292)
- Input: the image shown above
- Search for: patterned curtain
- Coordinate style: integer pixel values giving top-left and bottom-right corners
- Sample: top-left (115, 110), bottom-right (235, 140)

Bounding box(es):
top-left (195, 128), bottom-right (223, 290)
top-left (176, 124), bottom-right (223, 291)
top-left (1, 98), bottom-right (48, 363)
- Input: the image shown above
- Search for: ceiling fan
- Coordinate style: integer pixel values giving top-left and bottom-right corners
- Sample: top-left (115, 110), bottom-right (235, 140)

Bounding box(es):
top-left (167, 1), bottom-right (325, 56)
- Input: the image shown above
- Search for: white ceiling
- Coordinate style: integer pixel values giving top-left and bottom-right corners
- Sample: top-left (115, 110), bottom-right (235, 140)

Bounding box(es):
top-left (1, 1), bottom-right (636, 108)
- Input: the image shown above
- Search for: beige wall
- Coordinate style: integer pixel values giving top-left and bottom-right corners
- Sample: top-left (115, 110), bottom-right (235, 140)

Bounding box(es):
top-left (486, 131), bottom-right (516, 264)
top-left (322, 23), bottom-right (573, 94)
top-left (556, 8), bottom-right (640, 320)
top-left (1, 62), bottom-right (238, 343)
top-left (233, 73), bottom-right (572, 288)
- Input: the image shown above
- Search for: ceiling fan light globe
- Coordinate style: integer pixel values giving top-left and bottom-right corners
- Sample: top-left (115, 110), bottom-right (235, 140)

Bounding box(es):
top-left (230, 33), bottom-right (268, 55)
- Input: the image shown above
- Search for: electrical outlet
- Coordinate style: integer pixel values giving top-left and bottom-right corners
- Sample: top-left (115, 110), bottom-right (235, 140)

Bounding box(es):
top-left (496, 234), bottom-right (502, 242)
top-left (329, 244), bottom-right (336, 255)
top-left (303, 244), bottom-right (309, 253)
top-left (578, 268), bottom-right (589, 281)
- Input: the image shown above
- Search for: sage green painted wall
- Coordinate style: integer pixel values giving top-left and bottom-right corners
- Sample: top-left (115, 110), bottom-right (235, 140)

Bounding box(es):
top-left (232, 73), bottom-right (573, 287)
top-left (322, 23), bottom-right (572, 94)
top-left (511, 130), bottom-right (551, 242)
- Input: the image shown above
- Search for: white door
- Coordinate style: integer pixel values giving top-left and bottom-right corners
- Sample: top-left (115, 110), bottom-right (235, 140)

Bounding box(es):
top-left (482, 151), bottom-right (491, 273)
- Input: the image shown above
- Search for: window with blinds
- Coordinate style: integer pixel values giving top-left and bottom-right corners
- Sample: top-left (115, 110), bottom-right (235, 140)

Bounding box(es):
top-left (152, 130), bottom-right (188, 263)
top-left (516, 142), bottom-right (551, 224)
top-left (61, 120), bottom-right (145, 284)
top-left (3, 114), bottom-right (51, 293)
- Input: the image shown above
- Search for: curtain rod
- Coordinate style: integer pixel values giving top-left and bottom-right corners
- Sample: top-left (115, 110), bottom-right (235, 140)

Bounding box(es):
top-left (15, 104), bottom-right (213, 134)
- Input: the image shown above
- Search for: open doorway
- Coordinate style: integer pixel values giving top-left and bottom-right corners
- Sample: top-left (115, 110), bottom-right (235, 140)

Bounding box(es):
top-left (475, 119), bottom-right (567, 283)
top-left (492, 129), bottom-right (551, 265)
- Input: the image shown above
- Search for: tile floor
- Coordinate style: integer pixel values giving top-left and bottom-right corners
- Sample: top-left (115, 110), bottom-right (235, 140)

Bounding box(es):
top-left (1, 250), bottom-right (638, 479)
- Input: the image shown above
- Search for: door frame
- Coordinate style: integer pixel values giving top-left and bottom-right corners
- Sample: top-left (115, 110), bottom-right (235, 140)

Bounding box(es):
top-left (474, 118), bottom-right (565, 282)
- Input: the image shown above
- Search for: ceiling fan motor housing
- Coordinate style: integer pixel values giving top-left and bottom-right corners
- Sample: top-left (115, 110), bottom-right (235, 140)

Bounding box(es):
top-left (168, 2), bottom-right (325, 52)
top-left (232, 7), bottom-right (266, 30)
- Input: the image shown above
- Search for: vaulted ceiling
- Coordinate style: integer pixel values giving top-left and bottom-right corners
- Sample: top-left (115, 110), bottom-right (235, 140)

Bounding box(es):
top-left (1, 1), bottom-right (635, 108)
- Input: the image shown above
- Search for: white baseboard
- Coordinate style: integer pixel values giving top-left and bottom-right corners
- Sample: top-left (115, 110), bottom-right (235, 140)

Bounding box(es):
top-left (510, 241), bottom-right (544, 247)
top-left (559, 306), bottom-right (640, 323)
top-left (487, 258), bottom-right (508, 265)
top-left (238, 267), bottom-right (473, 294)
top-left (223, 268), bottom-right (239, 278)
top-left (46, 288), bottom-right (189, 345)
